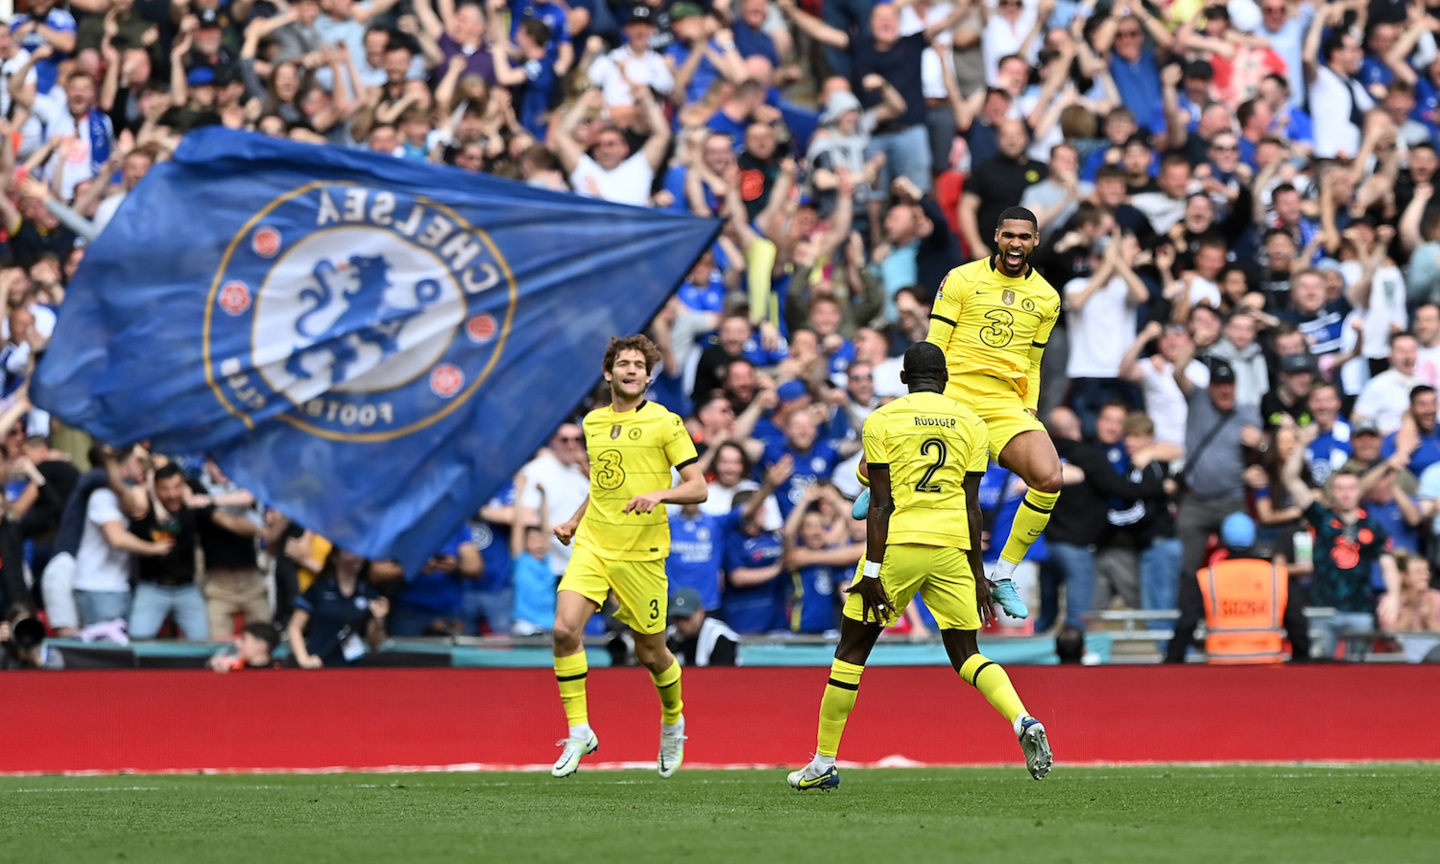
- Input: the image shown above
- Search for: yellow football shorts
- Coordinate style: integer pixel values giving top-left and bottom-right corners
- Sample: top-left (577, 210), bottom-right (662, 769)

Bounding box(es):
top-left (842, 543), bottom-right (981, 631)
top-left (558, 546), bottom-right (669, 635)
top-left (945, 373), bottom-right (1046, 459)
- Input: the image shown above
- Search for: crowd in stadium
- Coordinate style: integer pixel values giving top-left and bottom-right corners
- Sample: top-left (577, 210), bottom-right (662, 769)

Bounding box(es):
top-left (7, 0), bottom-right (1440, 670)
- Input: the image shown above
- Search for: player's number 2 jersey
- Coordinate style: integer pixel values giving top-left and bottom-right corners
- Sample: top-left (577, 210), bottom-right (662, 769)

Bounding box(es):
top-left (574, 401), bottom-right (698, 561)
top-left (861, 391), bottom-right (989, 550)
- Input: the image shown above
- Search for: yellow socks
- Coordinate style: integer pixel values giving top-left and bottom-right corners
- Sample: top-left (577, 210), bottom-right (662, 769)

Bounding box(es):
top-left (554, 652), bottom-right (589, 730)
top-left (816, 659), bottom-right (865, 758)
top-left (651, 660), bottom-right (684, 726)
top-left (959, 653), bottom-right (1027, 724)
top-left (999, 487), bottom-right (1060, 570)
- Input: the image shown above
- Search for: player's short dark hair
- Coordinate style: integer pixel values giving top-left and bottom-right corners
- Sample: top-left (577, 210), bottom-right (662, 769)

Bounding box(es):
top-left (602, 334), bottom-right (662, 375)
top-left (1411, 384), bottom-right (1436, 405)
top-left (154, 463), bottom-right (185, 483)
top-left (902, 342), bottom-right (947, 382)
top-left (996, 206), bottom-right (1037, 229)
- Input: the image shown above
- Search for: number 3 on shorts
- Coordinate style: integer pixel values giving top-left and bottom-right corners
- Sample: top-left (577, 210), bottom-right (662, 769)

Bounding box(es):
top-left (649, 598), bottom-right (660, 620)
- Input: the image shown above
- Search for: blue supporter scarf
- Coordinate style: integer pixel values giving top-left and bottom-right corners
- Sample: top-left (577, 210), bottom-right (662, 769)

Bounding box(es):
top-left (86, 108), bottom-right (110, 171)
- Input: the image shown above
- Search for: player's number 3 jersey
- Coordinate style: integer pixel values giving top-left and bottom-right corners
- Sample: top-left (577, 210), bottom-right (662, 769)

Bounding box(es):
top-left (861, 391), bottom-right (989, 550)
top-left (574, 401), bottom-right (699, 562)
top-left (926, 258), bottom-right (1060, 409)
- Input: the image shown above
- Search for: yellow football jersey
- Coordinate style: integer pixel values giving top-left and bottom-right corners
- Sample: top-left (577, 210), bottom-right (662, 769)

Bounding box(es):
top-left (574, 401), bottom-right (698, 561)
top-left (926, 257), bottom-right (1061, 411)
top-left (861, 391), bottom-right (989, 550)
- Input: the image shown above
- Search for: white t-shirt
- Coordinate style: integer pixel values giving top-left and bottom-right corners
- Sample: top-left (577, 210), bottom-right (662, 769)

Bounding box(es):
top-left (1065, 275), bottom-right (1138, 378)
top-left (702, 480), bottom-right (783, 532)
top-left (31, 96), bottom-right (114, 201)
top-left (981, 7), bottom-right (1038, 86)
top-left (873, 356), bottom-right (905, 399)
top-left (901, 3), bottom-right (954, 99)
top-left (1311, 64), bottom-right (1373, 159)
top-left (1187, 274), bottom-right (1222, 310)
top-left (73, 488), bottom-right (132, 593)
top-left (0, 49), bottom-right (38, 125)
top-left (93, 191), bottom-right (127, 234)
top-left (570, 152), bottom-right (655, 207)
top-left (518, 451), bottom-right (591, 574)
top-left (1353, 369), bottom-right (1420, 434)
top-left (1141, 356), bottom-right (1210, 446)
top-left (587, 48), bottom-right (674, 107)
top-left (1416, 341), bottom-right (1440, 388)
top-left (1344, 261), bottom-right (1408, 359)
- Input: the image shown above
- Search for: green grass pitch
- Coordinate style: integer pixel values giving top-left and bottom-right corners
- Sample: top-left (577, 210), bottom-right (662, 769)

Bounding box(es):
top-left (5, 766), bottom-right (1438, 863)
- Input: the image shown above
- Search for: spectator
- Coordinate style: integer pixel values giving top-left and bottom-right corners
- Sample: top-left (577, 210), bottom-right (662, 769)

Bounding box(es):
top-left (126, 463), bottom-right (215, 641)
top-left (1305, 381), bottom-right (1353, 485)
top-left (287, 548), bottom-right (389, 668)
top-left (388, 526), bottom-right (484, 637)
top-left (511, 519), bottom-right (556, 637)
top-left (208, 622), bottom-right (281, 672)
top-left (666, 586), bottom-right (740, 666)
top-left (586, 5), bottom-right (673, 125)
top-left (194, 459), bottom-right (268, 639)
top-left (1260, 353), bottom-right (1316, 429)
top-left (1165, 358), bottom-right (1264, 662)
top-left (1206, 312), bottom-right (1269, 408)
top-left (1285, 426), bottom-right (1400, 658)
top-left (1308, 22), bottom-right (1373, 160)
top-left (1040, 406), bottom-right (1165, 631)
top-left (959, 118), bottom-right (1048, 257)
top-left (1121, 412), bottom-right (1183, 634)
top-left (1380, 551), bottom-right (1440, 631)
top-left (518, 425), bottom-right (589, 578)
top-left (1119, 319), bottom-right (1209, 449)
top-left (720, 484), bottom-right (786, 634)
top-left (780, 484), bottom-right (863, 634)
top-left (1063, 231), bottom-right (1147, 434)
top-left (73, 447), bottom-right (170, 629)
top-left (1353, 332), bottom-right (1420, 434)
top-left (1384, 386), bottom-right (1440, 475)
top-left (667, 500), bottom-right (725, 613)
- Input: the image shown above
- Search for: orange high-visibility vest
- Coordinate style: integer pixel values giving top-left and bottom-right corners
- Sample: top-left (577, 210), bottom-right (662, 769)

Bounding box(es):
top-left (1197, 559), bottom-right (1289, 665)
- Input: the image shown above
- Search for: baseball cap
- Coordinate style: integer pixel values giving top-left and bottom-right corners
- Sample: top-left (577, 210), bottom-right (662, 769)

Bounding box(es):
top-left (777, 380), bottom-right (809, 404)
top-left (821, 90), bottom-right (862, 125)
top-left (1220, 512), bottom-right (1256, 549)
top-left (669, 588), bottom-right (704, 619)
top-left (1353, 418), bottom-right (1382, 436)
top-left (1209, 359), bottom-right (1236, 385)
top-left (628, 4), bottom-right (655, 24)
top-left (196, 9), bottom-right (222, 29)
top-left (186, 66), bottom-right (217, 87)
top-left (1279, 353), bottom-right (1315, 375)
top-left (670, 1), bottom-right (704, 19)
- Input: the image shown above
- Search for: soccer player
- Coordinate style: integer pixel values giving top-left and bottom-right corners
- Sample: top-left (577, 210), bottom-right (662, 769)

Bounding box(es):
top-left (549, 335), bottom-right (709, 778)
top-left (788, 343), bottom-right (1053, 790)
top-left (923, 205), bottom-right (1064, 618)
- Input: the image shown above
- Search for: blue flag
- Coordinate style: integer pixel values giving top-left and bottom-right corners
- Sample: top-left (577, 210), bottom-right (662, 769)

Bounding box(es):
top-left (34, 128), bottom-right (720, 570)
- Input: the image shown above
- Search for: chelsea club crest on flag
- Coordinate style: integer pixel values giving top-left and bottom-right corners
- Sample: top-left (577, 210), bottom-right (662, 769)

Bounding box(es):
top-left (33, 128), bottom-right (720, 570)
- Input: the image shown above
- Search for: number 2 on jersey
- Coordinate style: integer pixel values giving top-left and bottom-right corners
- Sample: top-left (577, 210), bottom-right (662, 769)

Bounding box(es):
top-left (916, 438), bottom-right (948, 492)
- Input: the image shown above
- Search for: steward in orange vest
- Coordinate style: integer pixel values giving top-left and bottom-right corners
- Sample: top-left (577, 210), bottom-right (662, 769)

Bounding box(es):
top-left (1196, 513), bottom-right (1289, 664)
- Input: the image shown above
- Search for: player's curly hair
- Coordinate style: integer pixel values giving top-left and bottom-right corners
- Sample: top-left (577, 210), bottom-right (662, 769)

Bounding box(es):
top-left (602, 334), bottom-right (662, 375)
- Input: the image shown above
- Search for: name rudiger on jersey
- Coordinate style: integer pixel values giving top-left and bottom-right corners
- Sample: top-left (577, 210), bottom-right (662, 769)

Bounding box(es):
top-left (205, 182), bottom-right (518, 442)
top-left (913, 416), bottom-right (957, 428)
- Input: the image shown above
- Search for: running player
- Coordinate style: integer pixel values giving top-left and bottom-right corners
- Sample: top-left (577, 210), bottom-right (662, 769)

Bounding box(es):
top-left (787, 342), bottom-right (1052, 790)
top-left (549, 335), bottom-right (708, 778)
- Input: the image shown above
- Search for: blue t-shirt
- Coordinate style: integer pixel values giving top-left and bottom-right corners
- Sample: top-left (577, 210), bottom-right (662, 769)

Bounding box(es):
top-left (1275, 106), bottom-right (1315, 146)
top-left (471, 484), bottom-right (515, 592)
top-left (1110, 48), bottom-right (1165, 134)
top-left (761, 439), bottom-right (842, 517)
top-left (677, 274), bottom-right (726, 316)
top-left (666, 39), bottom-right (724, 106)
top-left (1365, 499), bottom-right (1415, 591)
top-left (1283, 298), bottom-right (1351, 355)
top-left (396, 526), bottom-right (474, 616)
top-left (979, 465), bottom-right (1049, 564)
top-left (510, 0), bottom-right (571, 56)
top-left (1307, 426), bottom-right (1353, 486)
top-left (1358, 57), bottom-right (1393, 94)
top-left (1416, 77), bottom-right (1439, 131)
top-left (721, 524), bottom-right (785, 634)
top-left (517, 55), bottom-right (557, 137)
top-left (666, 510), bottom-right (726, 611)
top-left (790, 561), bottom-right (843, 633)
top-left (12, 11), bottom-right (75, 94)
top-left (731, 19), bottom-right (778, 65)
top-left (1383, 428), bottom-right (1440, 476)
top-left (511, 552), bottom-right (556, 627)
